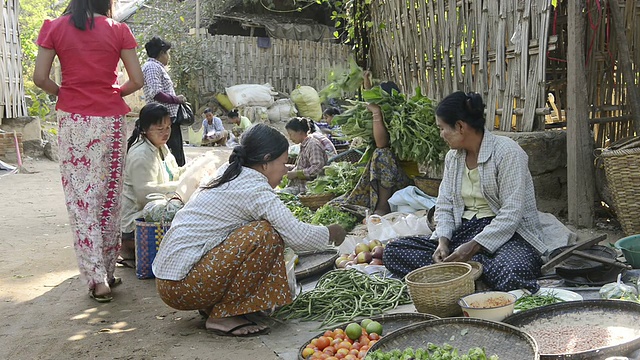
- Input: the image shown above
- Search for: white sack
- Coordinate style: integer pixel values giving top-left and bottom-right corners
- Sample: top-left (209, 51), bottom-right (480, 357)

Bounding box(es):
top-left (225, 83), bottom-right (275, 108)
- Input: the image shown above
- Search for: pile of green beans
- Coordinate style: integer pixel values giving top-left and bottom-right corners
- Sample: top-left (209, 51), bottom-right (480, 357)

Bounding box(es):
top-left (273, 269), bottom-right (411, 326)
top-left (514, 292), bottom-right (564, 311)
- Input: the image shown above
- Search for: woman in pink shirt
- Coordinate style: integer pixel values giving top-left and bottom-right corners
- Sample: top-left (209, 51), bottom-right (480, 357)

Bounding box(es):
top-left (33, 0), bottom-right (144, 303)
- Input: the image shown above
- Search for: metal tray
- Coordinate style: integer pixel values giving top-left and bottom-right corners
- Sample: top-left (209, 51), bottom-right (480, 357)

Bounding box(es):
top-left (503, 299), bottom-right (640, 359)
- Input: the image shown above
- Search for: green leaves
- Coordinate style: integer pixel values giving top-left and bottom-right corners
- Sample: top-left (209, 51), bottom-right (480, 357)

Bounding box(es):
top-left (306, 161), bottom-right (365, 196)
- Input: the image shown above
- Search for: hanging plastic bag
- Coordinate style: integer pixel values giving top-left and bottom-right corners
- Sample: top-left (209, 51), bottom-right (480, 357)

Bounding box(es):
top-left (174, 102), bottom-right (195, 126)
top-left (142, 193), bottom-right (184, 223)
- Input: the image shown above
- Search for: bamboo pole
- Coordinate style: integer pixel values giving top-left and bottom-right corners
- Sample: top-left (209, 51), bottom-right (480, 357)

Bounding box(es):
top-left (567, 0), bottom-right (595, 228)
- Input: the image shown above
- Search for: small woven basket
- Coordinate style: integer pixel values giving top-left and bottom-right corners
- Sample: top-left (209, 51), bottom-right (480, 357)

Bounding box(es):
top-left (298, 193), bottom-right (335, 210)
top-left (328, 148), bottom-right (364, 164)
top-left (600, 146), bottom-right (640, 235)
top-left (413, 176), bottom-right (442, 197)
top-left (405, 262), bottom-right (475, 317)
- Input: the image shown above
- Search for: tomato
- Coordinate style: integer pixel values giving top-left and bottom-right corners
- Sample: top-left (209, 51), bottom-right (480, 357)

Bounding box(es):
top-left (334, 333), bottom-right (347, 341)
top-left (360, 345), bottom-right (369, 351)
top-left (302, 348), bottom-right (315, 358)
top-left (324, 330), bottom-right (333, 337)
top-left (358, 335), bottom-right (370, 346)
top-left (334, 328), bottom-right (345, 335)
top-left (358, 350), bottom-right (368, 358)
top-left (323, 346), bottom-right (336, 356)
top-left (351, 342), bottom-right (361, 351)
top-left (337, 341), bottom-right (352, 350)
top-left (336, 348), bottom-right (350, 357)
top-left (368, 333), bottom-right (380, 341)
top-left (310, 339), bottom-right (318, 346)
top-left (368, 340), bottom-right (378, 347)
top-left (344, 355), bottom-right (357, 360)
top-left (316, 336), bottom-right (330, 350)
top-left (348, 348), bottom-right (359, 356)
top-left (331, 338), bottom-right (342, 347)
top-left (326, 357), bottom-right (339, 360)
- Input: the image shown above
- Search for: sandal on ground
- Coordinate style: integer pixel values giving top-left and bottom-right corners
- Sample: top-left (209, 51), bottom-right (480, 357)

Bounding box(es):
top-left (207, 318), bottom-right (270, 337)
top-left (116, 257), bottom-right (136, 269)
top-left (89, 290), bottom-right (113, 303)
top-left (108, 277), bottom-right (122, 288)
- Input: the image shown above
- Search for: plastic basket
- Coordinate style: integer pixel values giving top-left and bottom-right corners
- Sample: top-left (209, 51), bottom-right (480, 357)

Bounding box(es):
top-left (600, 145), bottom-right (640, 235)
top-left (134, 219), bottom-right (170, 279)
top-left (405, 262), bottom-right (475, 317)
top-left (298, 193), bottom-right (335, 210)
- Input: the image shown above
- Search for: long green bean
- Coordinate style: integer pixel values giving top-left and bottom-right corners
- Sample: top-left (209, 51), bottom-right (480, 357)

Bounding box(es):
top-left (273, 269), bottom-right (411, 326)
top-left (514, 291), bottom-right (564, 311)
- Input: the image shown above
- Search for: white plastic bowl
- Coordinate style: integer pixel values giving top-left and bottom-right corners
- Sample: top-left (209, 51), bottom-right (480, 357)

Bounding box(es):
top-left (458, 291), bottom-right (517, 322)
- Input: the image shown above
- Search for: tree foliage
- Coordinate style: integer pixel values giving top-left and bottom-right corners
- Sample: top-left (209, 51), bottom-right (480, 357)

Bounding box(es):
top-left (18, 0), bottom-right (61, 92)
top-left (129, 0), bottom-right (218, 110)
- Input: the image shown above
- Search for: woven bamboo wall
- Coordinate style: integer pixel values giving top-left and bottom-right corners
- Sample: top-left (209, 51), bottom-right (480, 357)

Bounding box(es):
top-left (201, 35), bottom-right (351, 95)
top-left (368, 0), bottom-right (554, 132)
top-left (0, 0), bottom-right (27, 119)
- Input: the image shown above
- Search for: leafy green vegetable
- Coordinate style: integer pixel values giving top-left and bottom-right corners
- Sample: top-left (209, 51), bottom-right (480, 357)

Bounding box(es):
top-left (310, 204), bottom-right (358, 232)
top-left (318, 57), bottom-right (364, 101)
top-left (332, 86), bottom-right (447, 170)
top-left (513, 292), bottom-right (564, 311)
top-left (306, 161), bottom-right (365, 196)
top-left (365, 343), bottom-right (499, 360)
top-left (277, 192), bottom-right (313, 223)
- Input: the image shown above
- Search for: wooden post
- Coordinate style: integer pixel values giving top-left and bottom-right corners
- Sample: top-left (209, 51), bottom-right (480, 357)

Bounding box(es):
top-left (566, 0), bottom-right (595, 228)
top-left (608, 0), bottom-right (640, 134)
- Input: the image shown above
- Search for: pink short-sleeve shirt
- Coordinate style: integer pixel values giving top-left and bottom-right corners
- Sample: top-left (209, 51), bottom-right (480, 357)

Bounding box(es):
top-left (36, 15), bottom-right (137, 116)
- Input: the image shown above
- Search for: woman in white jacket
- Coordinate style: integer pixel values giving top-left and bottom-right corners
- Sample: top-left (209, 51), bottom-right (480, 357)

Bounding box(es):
top-left (120, 103), bottom-right (185, 265)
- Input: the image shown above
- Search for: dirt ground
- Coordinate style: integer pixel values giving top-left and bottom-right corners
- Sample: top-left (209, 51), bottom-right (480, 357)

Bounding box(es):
top-left (0, 146), bottom-right (629, 360)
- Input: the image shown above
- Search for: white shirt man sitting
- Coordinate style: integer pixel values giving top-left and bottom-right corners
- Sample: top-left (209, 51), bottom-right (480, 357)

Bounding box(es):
top-left (201, 108), bottom-right (228, 146)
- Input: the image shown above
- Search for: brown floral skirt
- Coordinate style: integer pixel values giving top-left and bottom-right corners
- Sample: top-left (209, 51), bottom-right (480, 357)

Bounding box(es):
top-left (156, 220), bottom-right (292, 318)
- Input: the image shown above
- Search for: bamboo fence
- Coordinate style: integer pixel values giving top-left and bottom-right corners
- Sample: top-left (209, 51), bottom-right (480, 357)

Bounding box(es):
top-left (200, 34), bottom-right (351, 95)
top-left (0, 0), bottom-right (27, 120)
top-left (368, 0), bottom-right (556, 132)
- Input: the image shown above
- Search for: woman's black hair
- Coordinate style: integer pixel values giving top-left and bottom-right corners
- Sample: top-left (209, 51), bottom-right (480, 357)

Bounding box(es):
top-left (435, 91), bottom-right (486, 132)
top-left (285, 117), bottom-right (316, 134)
top-left (127, 103), bottom-right (170, 151)
top-left (323, 107), bottom-right (341, 117)
top-left (203, 108), bottom-right (212, 114)
top-left (380, 81), bottom-right (401, 95)
top-left (227, 109), bottom-right (239, 118)
top-left (145, 36), bottom-right (172, 59)
top-left (203, 123), bottom-right (289, 189)
top-left (63, 0), bottom-right (113, 30)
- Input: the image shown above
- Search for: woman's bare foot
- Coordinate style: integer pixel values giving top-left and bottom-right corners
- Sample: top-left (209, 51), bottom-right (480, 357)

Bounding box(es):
top-left (206, 315), bottom-right (269, 336)
top-left (93, 283), bottom-right (111, 297)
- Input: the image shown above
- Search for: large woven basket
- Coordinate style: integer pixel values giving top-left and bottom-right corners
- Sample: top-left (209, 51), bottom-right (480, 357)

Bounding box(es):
top-left (405, 262), bottom-right (475, 317)
top-left (413, 176), bottom-right (442, 197)
top-left (298, 193), bottom-right (335, 210)
top-left (134, 219), bottom-right (170, 279)
top-left (600, 145), bottom-right (640, 235)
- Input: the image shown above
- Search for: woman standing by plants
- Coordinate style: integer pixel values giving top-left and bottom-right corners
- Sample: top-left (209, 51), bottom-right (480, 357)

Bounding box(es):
top-left (142, 36), bottom-right (188, 166)
top-left (33, 0), bottom-right (144, 302)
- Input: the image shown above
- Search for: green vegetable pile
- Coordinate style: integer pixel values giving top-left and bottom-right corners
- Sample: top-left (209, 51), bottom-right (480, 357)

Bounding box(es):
top-left (278, 192), bottom-right (313, 223)
top-left (513, 292), bottom-right (565, 311)
top-left (332, 86), bottom-right (447, 169)
top-left (365, 344), bottom-right (498, 360)
top-left (310, 204), bottom-right (359, 232)
top-left (307, 161), bottom-right (365, 196)
top-left (273, 269), bottom-right (411, 326)
top-left (318, 57), bottom-right (364, 101)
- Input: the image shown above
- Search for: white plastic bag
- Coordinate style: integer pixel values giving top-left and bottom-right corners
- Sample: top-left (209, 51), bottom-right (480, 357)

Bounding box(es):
top-left (142, 193), bottom-right (184, 223)
top-left (225, 83), bottom-right (275, 108)
top-left (284, 248), bottom-right (299, 299)
top-left (367, 212), bottom-right (432, 242)
top-left (174, 150), bottom-right (229, 202)
top-left (240, 106), bottom-right (269, 124)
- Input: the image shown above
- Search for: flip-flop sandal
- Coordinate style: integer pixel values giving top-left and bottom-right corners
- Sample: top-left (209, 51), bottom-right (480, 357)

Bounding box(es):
top-left (89, 290), bottom-right (113, 303)
top-left (108, 277), bottom-right (122, 288)
top-left (207, 319), bottom-right (270, 337)
top-left (116, 258), bottom-right (136, 269)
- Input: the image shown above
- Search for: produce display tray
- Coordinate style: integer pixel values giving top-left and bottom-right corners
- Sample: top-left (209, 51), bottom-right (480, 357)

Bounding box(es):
top-left (503, 299), bottom-right (640, 359)
top-left (297, 312), bottom-right (439, 360)
top-left (366, 317), bottom-right (539, 359)
top-left (295, 249), bottom-right (339, 280)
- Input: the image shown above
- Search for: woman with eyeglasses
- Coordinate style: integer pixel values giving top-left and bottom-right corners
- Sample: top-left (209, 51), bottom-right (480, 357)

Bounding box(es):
top-left (142, 36), bottom-right (188, 166)
top-left (120, 103), bottom-right (187, 267)
top-left (33, 0), bottom-right (144, 302)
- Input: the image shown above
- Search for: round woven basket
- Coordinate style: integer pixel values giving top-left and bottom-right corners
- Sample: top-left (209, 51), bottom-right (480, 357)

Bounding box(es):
top-left (413, 176), bottom-right (442, 197)
top-left (405, 262), bottom-right (475, 317)
top-left (299, 193), bottom-right (335, 210)
top-left (600, 146), bottom-right (640, 235)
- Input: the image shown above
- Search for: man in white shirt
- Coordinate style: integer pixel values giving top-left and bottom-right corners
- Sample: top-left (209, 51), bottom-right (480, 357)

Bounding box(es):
top-left (201, 108), bottom-right (228, 146)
